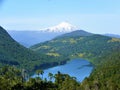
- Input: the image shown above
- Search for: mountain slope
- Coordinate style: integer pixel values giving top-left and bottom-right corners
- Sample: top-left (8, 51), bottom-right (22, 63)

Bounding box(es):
top-left (31, 30), bottom-right (120, 63)
top-left (104, 34), bottom-right (120, 38)
top-left (0, 27), bottom-right (119, 89)
top-left (7, 30), bottom-right (63, 47)
top-left (0, 26), bottom-right (61, 73)
top-left (7, 22), bottom-right (79, 47)
top-left (81, 47), bottom-right (120, 89)
top-left (56, 30), bottom-right (93, 38)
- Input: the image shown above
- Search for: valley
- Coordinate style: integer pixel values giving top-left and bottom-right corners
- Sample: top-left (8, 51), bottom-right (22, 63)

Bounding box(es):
top-left (1, 0), bottom-right (120, 89)
top-left (0, 26), bottom-right (120, 89)
top-left (7, 31), bottom-right (63, 47)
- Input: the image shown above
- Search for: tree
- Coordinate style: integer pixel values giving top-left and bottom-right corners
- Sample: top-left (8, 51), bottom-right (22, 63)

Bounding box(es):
top-left (21, 69), bottom-right (27, 82)
top-left (48, 72), bottom-right (54, 81)
top-left (36, 69), bottom-right (44, 79)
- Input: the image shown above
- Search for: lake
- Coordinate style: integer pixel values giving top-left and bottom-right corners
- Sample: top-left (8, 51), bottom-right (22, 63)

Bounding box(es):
top-left (33, 59), bottom-right (93, 82)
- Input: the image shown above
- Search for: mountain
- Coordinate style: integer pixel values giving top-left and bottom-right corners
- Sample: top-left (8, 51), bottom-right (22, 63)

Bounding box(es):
top-left (81, 47), bottom-right (120, 89)
top-left (30, 30), bottom-right (120, 63)
top-left (0, 48), bottom-right (119, 90)
top-left (104, 33), bottom-right (120, 38)
top-left (7, 30), bottom-right (91, 48)
top-left (56, 30), bottom-right (93, 38)
top-left (7, 31), bottom-right (64, 47)
top-left (0, 26), bottom-right (62, 73)
top-left (0, 26), bottom-right (120, 89)
top-left (41, 22), bottom-right (77, 32)
top-left (7, 22), bottom-right (79, 47)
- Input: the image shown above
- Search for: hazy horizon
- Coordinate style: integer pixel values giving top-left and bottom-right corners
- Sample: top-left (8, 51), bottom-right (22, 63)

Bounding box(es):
top-left (0, 0), bottom-right (120, 34)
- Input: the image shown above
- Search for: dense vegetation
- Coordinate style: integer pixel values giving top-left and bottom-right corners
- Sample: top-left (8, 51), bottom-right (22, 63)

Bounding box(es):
top-left (0, 27), bottom-right (120, 89)
top-left (31, 30), bottom-right (120, 63)
top-left (0, 48), bottom-right (119, 90)
top-left (0, 65), bottom-right (80, 90)
top-left (0, 26), bottom-right (68, 74)
top-left (80, 47), bottom-right (120, 90)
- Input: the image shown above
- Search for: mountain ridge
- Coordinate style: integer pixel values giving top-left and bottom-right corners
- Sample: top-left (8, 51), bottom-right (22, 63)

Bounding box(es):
top-left (104, 33), bottom-right (120, 38)
top-left (30, 30), bottom-right (120, 63)
top-left (7, 29), bottom-right (92, 47)
top-left (1, 26), bottom-right (120, 89)
top-left (55, 30), bottom-right (93, 39)
top-left (0, 26), bottom-right (55, 73)
top-left (0, 26), bottom-right (73, 73)
top-left (7, 30), bottom-right (64, 47)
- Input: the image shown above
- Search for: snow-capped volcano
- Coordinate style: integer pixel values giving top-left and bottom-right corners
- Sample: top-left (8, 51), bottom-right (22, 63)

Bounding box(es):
top-left (41, 22), bottom-right (77, 32)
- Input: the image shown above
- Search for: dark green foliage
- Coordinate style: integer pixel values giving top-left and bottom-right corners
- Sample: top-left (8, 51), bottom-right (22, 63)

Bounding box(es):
top-left (0, 66), bottom-right (79, 90)
top-left (0, 26), bottom-right (67, 74)
top-left (1, 50), bottom-right (119, 90)
top-left (0, 26), bottom-right (120, 89)
top-left (0, 66), bottom-right (23, 90)
top-left (80, 48), bottom-right (120, 90)
top-left (0, 26), bottom-right (44, 72)
top-left (29, 30), bottom-right (120, 89)
top-left (31, 32), bottom-right (120, 63)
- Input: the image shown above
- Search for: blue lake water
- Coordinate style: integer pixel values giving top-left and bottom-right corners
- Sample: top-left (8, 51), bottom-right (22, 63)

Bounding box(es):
top-left (33, 59), bottom-right (93, 82)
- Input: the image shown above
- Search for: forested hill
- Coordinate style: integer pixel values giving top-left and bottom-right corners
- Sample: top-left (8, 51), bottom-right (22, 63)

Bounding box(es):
top-left (81, 47), bottom-right (120, 89)
top-left (31, 30), bottom-right (120, 62)
top-left (0, 28), bottom-right (119, 89)
top-left (0, 27), bottom-right (119, 89)
top-left (0, 49), bottom-right (119, 90)
top-left (0, 26), bottom-right (58, 73)
top-left (56, 30), bottom-right (93, 38)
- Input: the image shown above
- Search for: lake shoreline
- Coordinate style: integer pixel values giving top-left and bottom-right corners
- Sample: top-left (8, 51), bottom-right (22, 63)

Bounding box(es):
top-left (32, 59), bottom-right (94, 82)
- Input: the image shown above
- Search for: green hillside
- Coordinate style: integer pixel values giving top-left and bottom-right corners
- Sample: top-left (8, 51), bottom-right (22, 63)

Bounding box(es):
top-left (31, 30), bottom-right (120, 63)
top-left (56, 30), bottom-right (93, 38)
top-left (0, 27), bottom-right (119, 89)
top-left (0, 26), bottom-right (62, 73)
top-left (81, 47), bottom-right (120, 90)
top-left (0, 44), bottom-right (119, 90)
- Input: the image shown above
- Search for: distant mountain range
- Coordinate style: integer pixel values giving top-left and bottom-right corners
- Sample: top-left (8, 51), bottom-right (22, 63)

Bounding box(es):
top-left (7, 22), bottom-right (120, 48)
top-left (8, 30), bottom-right (120, 48)
top-left (7, 31), bottom-right (64, 47)
top-left (104, 34), bottom-right (120, 38)
top-left (7, 22), bottom-right (78, 47)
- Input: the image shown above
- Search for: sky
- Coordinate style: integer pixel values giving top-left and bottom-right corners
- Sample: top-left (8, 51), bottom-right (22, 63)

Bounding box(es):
top-left (0, 0), bottom-right (120, 34)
